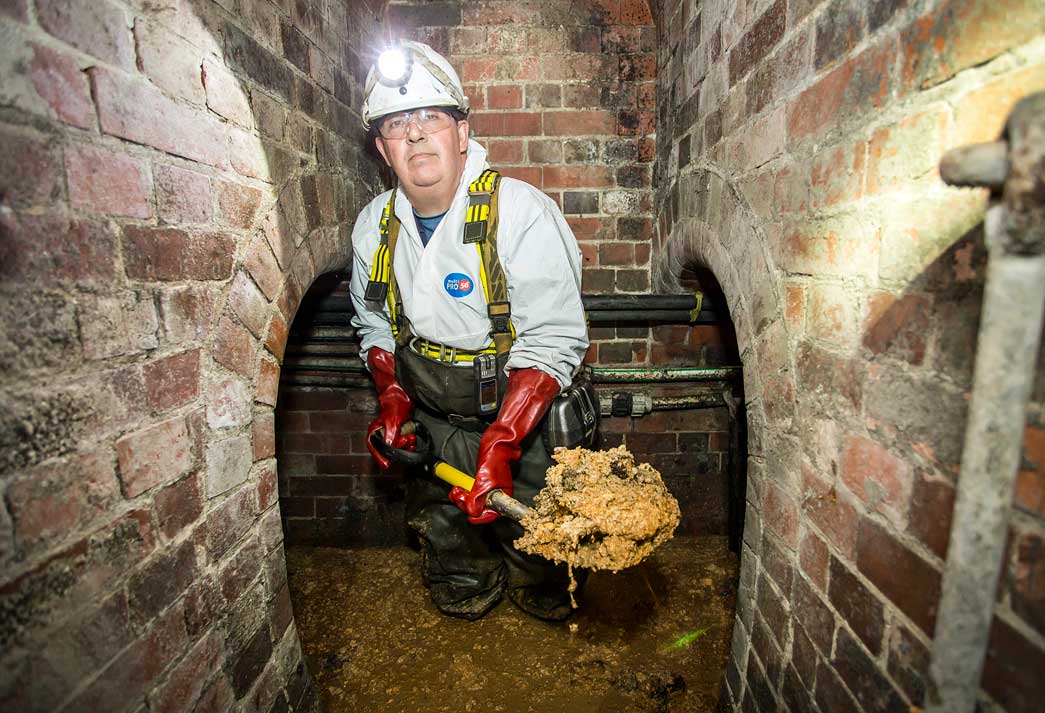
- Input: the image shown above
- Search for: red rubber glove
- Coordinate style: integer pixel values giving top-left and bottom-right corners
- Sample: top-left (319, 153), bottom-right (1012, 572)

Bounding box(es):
top-left (365, 347), bottom-right (415, 470)
top-left (449, 367), bottom-right (560, 524)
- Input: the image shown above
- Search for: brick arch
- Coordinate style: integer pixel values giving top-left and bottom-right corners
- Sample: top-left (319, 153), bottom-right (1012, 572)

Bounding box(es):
top-left (656, 163), bottom-right (808, 706)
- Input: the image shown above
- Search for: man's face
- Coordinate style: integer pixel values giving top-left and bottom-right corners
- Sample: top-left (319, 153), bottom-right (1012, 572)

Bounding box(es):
top-left (375, 107), bottom-right (469, 198)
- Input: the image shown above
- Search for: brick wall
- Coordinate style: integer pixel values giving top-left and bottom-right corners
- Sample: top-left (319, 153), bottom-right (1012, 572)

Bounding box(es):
top-left (0, 0), bottom-right (383, 710)
top-left (654, 0), bottom-right (1045, 711)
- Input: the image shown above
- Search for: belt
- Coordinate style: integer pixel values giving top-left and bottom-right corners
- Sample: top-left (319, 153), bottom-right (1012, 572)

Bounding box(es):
top-left (410, 337), bottom-right (497, 365)
top-left (446, 413), bottom-right (491, 433)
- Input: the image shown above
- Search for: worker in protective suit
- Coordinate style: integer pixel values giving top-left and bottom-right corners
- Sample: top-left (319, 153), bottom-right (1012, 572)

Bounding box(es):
top-left (349, 41), bottom-right (590, 621)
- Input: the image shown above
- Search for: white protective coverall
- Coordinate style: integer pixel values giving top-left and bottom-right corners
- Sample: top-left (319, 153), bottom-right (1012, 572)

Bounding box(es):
top-left (348, 140), bottom-right (588, 388)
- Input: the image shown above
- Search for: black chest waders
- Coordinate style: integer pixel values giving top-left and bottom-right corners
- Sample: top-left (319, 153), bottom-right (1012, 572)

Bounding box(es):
top-left (363, 171), bottom-right (598, 448)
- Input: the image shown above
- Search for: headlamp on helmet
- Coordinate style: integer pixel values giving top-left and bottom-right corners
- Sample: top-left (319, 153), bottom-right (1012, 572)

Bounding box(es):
top-left (376, 46), bottom-right (411, 86)
top-left (361, 40), bottom-right (469, 130)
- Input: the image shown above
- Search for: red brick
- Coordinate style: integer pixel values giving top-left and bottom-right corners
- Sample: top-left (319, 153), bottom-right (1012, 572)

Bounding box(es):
top-left (65, 144), bottom-right (152, 219)
top-left (147, 630), bottom-right (224, 713)
top-left (543, 165), bottom-right (613, 189)
top-left (981, 614), bottom-right (1044, 713)
top-left (212, 317), bottom-right (255, 377)
top-left (258, 461), bottom-right (278, 511)
top-left (832, 626), bottom-right (908, 712)
top-left (487, 139), bottom-right (523, 164)
top-left (155, 164), bottom-right (213, 225)
top-left (788, 39), bottom-right (896, 142)
top-left (6, 449), bottom-right (118, 553)
top-left (203, 57), bottom-right (253, 127)
top-left (616, 109), bottom-right (655, 136)
top-left (499, 111), bottom-right (542, 136)
top-left (863, 291), bottom-right (930, 365)
top-left (728, 0), bottom-right (786, 82)
top-left (64, 603), bottom-right (188, 712)
top-left (620, 0), bottom-right (653, 24)
top-left (841, 434), bottom-right (912, 527)
top-left (809, 141), bottom-right (866, 209)
top-left (764, 481), bottom-right (799, 548)
top-left (228, 271), bottom-right (271, 338)
top-left (253, 413), bottom-right (276, 461)
top-left (544, 110), bottom-right (616, 136)
top-left (488, 84), bottom-right (522, 110)
top-left (1015, 426), bottom-right (1045, 516)
top-left (856, 517), bottom-right (941, 635)
top-left (460, 56), bottom-right (499, 83)
top-left (117, 416), bottom-right (193, 498)
top-left (256, 356), bottom-right (280, 407)
top-left (900, 0), bottom-right (1044, 94)
top-left (799, 529), bottom-right (830, 591)
top-left (37, 0), bottom-right (135, 70)
top-left (159, 285), bottom-right (217, 345)
top-left (123, 227), bottom-right (235, 282)
top-left (243, 236), bottom-right (282, 301)
top-left (463, 83), bottom-right (486, 110)
top-left (828, 555), bottom-right (885, 655)
top-left (144, 349), bottom-right (201, 412)
top-left (806, 283), bottom-right (861, 347)
top-left (2, 214), bottom-right (119, 285)
top-left (154, 474), bottom-right (203, 540)
top-left (619, 54), bottom-right (656, 82)
top-left (598, 242), bottom-right (635, 266)
top-left (134, 18), bottom-right (206, 105)
top-left (907, 471), bottom-right (954, 560)
top-left (90, 66), bottom-right (227, 169)
top-left (496, 166), bottom-right (542, 185)
top-left (265, 311), bottom-right (289, 362)
top-left (0, 127), bottom-right (62, 210)
top-left (28, 42), bottom-right (95, 129)
top-left (204, 484), bottom-right (256, 559)
top-left (802, 463), bottom-right (860, 557)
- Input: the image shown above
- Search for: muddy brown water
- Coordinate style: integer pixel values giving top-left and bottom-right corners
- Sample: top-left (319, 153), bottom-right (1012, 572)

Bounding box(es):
top-left (286, 536), bottom-right (738, 713)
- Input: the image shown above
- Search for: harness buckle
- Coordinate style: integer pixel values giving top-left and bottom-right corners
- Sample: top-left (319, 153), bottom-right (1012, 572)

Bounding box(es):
top-left (487, 301), bottom-right (512, 335)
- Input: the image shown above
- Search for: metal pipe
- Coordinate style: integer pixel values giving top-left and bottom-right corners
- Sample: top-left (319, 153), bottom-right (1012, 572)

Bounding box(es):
top-left (582, 294), bottom-right (717, 311)
top-left (585, 309), bottom-right (717, 324)
top-left (927, 93), bottom-right (1045, 713)
top-left (597, 391), bottom-right (727, 417)
top-left (588, 366), bottom-right (741, 383)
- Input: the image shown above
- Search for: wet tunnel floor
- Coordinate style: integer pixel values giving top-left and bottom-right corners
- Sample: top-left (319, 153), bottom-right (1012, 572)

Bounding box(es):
top-left (286, 536), bottom-right (739, 713)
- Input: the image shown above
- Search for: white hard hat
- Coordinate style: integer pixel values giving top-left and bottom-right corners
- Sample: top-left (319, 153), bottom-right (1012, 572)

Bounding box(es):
top-left (361, 41), bottom-right (469, 130)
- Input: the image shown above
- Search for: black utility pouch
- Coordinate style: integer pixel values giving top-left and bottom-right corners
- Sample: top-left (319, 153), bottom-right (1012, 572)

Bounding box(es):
top-left (541, 371), bottom-right (599, 453)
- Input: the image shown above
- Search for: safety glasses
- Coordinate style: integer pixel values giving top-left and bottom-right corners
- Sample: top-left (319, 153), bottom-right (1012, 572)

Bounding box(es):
top-left (377, 107), bottom-right (456, 139)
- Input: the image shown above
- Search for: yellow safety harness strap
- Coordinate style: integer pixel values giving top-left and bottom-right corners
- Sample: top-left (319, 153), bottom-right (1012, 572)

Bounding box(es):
top-left (364, 189), bottom-right (410, 345)
top-left (465, 170), bottom-right (515, 356)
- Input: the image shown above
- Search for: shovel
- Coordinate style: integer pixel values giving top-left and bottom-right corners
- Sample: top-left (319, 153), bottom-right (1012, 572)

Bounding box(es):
top-left (369, 421), bottom-right (533, 523)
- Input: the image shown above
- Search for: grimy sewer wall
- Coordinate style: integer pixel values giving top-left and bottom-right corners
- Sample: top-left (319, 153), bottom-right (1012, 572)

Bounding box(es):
top-left (652, 0), bottom-right (1045, 712)
top-left (2, 1), bottom-right (1044, 712)
top-left (0, 0), bottom-right (385, 710)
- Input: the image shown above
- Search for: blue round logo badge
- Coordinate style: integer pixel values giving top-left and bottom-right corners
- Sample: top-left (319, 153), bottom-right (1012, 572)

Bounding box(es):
top-left (444, 273), bottom-right (475, 298)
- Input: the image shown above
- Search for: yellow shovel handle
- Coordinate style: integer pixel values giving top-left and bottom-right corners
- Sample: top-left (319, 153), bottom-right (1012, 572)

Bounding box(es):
top-left (433, 461), bottom-right (476, 491)
top-left (430, 460), bottom-right (532, 523)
